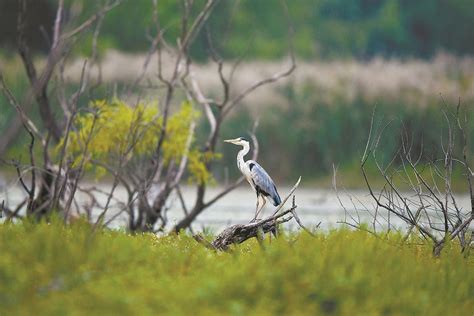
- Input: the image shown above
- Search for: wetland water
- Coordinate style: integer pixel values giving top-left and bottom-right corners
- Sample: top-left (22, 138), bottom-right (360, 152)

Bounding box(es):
top-left (1, 180), bottom-right (472, 233)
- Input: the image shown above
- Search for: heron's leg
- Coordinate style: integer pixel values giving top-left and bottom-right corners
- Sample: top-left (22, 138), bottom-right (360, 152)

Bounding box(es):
top-left (251, 196), bottom-right (261, 222)
top-left (259, 198), bottom-right (267, 218)
top-left (254, 196), bottom-right (266, 221)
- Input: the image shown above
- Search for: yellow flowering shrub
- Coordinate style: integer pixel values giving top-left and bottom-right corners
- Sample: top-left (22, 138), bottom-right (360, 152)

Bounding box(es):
top-left (57, 99), bottom-right (217, 183)
top-left (187, 149), bottom-right (222, 184)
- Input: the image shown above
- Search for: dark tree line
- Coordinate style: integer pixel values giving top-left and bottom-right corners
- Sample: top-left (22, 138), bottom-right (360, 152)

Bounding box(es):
top-left (1, 0), bottom-right (474, 59)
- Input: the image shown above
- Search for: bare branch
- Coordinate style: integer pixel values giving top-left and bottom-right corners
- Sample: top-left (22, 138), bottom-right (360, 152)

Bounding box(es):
top-left (289, 196), bottom-right (320, 236)
top-left (272, 176), bottom-right (302, 216)
top-left (223, 55), bottom-right (296, 117)
top-left (189, 70), bottom-right (217, 137)
top-left (222, 0), bottom-right (296, 117)
top-left (206, 177), bottom-right (312, 251)
top-left (18, 0), bottom-right (62, 141)
top-left (61, 0), bottom-right (122, 40)
top-left (52, 0), bottom-right (64, 48)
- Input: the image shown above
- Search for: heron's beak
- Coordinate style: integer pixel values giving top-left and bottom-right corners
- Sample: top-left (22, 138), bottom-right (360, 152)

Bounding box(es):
top-left (224, 138), bottom-right (239, 144)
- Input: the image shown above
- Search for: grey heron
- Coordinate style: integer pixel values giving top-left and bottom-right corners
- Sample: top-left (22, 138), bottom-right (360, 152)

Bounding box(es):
top-left (224, 137), bottom-right (281, 221)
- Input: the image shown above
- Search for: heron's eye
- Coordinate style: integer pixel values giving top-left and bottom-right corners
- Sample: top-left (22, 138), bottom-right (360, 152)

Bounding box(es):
top-left (240, 137), bottom-right (249, 142)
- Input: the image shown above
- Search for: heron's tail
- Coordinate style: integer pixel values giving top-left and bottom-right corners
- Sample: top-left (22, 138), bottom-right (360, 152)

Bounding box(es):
top-left (272, 193), bottom-right (281, 206)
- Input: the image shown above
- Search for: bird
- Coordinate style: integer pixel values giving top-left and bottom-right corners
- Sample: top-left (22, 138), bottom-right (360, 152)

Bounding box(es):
top-left (224, 137), bottom-right (281, 221)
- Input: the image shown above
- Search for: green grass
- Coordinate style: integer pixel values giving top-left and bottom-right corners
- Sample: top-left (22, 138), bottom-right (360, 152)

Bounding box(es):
top-left (0, 220), bottom-right (472, 315)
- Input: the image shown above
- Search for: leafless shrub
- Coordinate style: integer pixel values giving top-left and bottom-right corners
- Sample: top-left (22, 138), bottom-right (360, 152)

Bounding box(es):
top-left (336, 102), bottom-right (473, 256)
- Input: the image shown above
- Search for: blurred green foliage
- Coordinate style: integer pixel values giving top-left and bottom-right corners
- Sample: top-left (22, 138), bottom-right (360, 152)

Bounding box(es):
top-left (219, 84), bottom-right (474, 185)
top-left (71, 0), bottom-right (474, 59)
top-left (0, 59), bottom-right (24, 132)
top-left (0, 57), bottom-right (45, 160)
top-left (2, 0), bottom-right (474, 59)
top-left (0, 220), bottom-right (472, 314)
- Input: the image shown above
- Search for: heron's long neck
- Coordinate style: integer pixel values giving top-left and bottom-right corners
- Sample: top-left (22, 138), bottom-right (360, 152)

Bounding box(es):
top-left (237, 143), bottom-right (250, 172)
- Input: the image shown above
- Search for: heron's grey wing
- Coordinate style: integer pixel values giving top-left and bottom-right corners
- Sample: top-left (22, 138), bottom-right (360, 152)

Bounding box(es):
top-left (247, 161), bottom-right (281, 206)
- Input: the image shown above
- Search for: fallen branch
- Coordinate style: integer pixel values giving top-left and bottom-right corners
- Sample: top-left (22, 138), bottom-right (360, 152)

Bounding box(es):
top-left (194, 177), bottom-right (316, 251)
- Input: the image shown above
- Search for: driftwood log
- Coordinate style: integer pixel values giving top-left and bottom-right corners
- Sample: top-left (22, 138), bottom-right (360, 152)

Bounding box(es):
top-left (195, 177), bottom-right (318, 251)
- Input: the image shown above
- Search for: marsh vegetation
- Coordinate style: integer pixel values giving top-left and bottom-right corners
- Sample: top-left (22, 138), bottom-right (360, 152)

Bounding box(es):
top-left (1, 220), bottom-right (473, 315)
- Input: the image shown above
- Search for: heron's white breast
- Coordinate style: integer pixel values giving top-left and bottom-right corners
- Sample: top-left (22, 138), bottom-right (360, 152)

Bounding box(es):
top-left (239, 162), bottom-right (254, 191)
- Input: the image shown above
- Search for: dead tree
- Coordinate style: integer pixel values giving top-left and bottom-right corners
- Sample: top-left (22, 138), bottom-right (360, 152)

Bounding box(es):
top-left (0, 0), bottom-right (121, 221)
top-left (1, 0), bottom-right (296, 235)
top-left (337, 102), bottom-right (473, 256)
top-left (84, 0), bottom-right (296, 233)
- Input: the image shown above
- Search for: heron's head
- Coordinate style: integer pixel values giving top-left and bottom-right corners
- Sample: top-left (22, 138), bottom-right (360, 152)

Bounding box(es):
top-left (224, 137), bottom-right (249, 147)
